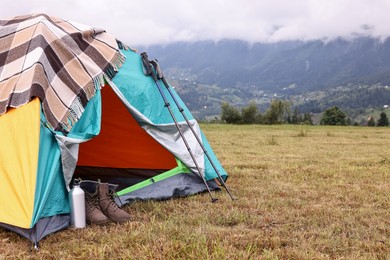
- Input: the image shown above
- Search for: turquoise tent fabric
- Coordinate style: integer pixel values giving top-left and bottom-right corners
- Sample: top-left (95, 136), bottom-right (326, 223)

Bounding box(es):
top-left (66, 90), bottom-right (102, 141)
top-left (201, 132), bottom-right (227, 181)
top-left (112, 49), bottom-right (193, 125)
top-left (32, 113), bottom-right (70, 227)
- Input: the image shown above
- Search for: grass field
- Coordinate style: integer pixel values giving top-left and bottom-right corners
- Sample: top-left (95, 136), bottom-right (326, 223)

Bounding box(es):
top-left (1, 124), bottom-right (389, 259)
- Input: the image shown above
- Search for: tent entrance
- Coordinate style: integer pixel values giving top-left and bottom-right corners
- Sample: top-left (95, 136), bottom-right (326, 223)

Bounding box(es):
top-left (75, 84), bottom-right (178, 189)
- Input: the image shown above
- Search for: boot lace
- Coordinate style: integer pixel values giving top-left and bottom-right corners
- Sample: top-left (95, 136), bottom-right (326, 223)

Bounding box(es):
top-left (107, 190), bottom-right (120, 211)
top-left (86, 194), bottom-right (100, 210)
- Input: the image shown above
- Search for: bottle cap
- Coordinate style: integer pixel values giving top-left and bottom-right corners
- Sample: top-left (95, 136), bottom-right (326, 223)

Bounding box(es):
top-left (73, 178), bottom-right (82, 186)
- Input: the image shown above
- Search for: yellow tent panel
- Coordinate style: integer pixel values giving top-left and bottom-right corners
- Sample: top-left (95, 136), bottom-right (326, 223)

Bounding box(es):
top-left (0, 98), bottom-right (40, 228)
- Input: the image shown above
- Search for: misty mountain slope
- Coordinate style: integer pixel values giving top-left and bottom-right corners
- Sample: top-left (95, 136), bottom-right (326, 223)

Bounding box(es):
top-left (141, 37), bottom-right (390, 93)
top-left (143, 40), bottom-right (306, 87)
top-left (138, 37), bottom-right (390, 120)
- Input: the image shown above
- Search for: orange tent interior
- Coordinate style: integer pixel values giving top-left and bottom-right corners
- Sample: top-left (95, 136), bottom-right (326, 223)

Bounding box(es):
top-left (75, 85), bottom-right (177, 183)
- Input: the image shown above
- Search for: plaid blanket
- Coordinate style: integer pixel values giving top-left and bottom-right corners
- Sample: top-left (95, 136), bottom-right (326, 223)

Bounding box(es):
top-left (0, 13), bottom-right (125, 134)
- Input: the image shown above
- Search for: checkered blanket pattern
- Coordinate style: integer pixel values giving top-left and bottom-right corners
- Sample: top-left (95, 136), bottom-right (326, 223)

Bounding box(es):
top-left (0, 14), bottom-right (124, 133)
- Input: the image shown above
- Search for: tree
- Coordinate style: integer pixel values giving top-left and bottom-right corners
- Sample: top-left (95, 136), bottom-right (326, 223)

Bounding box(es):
top-left (320, 106), bottom-right (348, 125)
top-left (291, 108), bottom-right (300, 124)
top-left (302, 113), bottom-right (313, 125)
top-left (255, 113), bottom-right (264, 124)
top-left (367, 116), bottom-right (376, 127)
top-left (264, 100), bottom-right (291, 124)
top-left (221, 102), bottom-right (241, 124)
top-left (241, 102), bottom-right (258, 124)
top-left (377, 112), bottom-right (389, 126)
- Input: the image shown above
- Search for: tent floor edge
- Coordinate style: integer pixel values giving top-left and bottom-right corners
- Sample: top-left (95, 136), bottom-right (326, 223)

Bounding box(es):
top-left (0, 214), bottom-right (70, 244)
top-left (116, 172), bottom-right (220, 205)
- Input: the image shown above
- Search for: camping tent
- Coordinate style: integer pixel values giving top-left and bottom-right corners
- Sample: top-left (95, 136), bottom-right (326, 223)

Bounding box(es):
top-left (0, 14), bottom-right (228, 245)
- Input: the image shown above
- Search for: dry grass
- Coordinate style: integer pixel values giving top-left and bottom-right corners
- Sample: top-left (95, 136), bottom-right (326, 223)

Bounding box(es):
top-left (1, 124), bottom-right (389, 259)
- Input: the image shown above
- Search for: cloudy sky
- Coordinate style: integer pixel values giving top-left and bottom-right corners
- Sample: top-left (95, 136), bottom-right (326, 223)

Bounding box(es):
top-left (1, 0), bottom-right (390, 46)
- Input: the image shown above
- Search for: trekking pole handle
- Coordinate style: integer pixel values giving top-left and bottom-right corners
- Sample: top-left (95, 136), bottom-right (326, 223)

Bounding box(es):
top-left (150, 59), bottom-right (163, 79)
top-left (140, 52), bottom-right (157, 81)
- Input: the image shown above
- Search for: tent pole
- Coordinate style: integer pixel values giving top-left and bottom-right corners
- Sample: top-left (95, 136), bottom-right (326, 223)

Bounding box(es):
top-left (141, 52), bottom-right (218, 203)
top-left (149, 59), bottom-right (236, 201)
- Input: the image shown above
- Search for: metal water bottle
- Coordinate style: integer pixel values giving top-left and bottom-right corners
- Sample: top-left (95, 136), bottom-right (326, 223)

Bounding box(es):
top-left (69, 179), bottom-right (86, 228)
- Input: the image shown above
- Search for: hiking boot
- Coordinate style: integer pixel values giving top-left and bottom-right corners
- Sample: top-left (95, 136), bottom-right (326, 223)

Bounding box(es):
top-left (85, 190), bottom-right (110, 225)
top-left (98, 183), bottom-right (131, 223)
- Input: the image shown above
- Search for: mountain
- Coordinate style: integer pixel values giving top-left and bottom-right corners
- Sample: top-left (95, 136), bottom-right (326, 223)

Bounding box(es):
top-left (138, 37), bottom-right (390, 120)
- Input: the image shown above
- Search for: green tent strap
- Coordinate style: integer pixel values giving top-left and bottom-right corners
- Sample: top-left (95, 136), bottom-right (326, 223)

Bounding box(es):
top-left (116, 159), bottom-right (191, 196)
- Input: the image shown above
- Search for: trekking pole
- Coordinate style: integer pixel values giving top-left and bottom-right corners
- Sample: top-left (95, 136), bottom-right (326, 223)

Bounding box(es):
top-left (140, 52), bottom-right (218, 203)
top-left (149, 59), bottom-right (236, 201)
